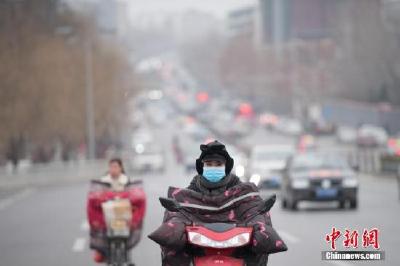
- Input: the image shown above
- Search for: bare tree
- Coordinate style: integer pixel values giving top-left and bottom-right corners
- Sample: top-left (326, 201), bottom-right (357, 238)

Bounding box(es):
top-left (0, 1), bottom-right (139, 164)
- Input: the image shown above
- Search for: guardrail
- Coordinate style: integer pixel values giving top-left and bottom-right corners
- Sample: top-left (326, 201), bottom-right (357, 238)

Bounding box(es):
top-left (0, 159), bottom-right (107, 188)
top-left (347, 148), bottom-right (382, 174)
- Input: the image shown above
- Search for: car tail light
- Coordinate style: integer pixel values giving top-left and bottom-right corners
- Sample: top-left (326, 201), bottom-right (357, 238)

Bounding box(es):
top-left (188, 231), bottom-right (251, 248)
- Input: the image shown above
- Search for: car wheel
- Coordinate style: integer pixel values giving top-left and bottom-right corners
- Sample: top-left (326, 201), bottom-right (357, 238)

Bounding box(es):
top-left (289, 199), bottom-right (298, 211)
top-left (349, 199), bottom-right (358, 209)
top-left (281, 198), bottom-right (287, 209)
top-left (339, 200), bottom-right (346, 209)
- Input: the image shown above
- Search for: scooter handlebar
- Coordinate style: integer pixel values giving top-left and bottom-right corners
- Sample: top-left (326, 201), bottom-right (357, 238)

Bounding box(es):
top-left (159, 197), bottom-right (181, 212)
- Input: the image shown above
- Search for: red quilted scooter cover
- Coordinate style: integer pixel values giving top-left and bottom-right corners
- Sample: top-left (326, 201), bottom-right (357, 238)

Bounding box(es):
top-left (87, 180), bottom-right (146, 230)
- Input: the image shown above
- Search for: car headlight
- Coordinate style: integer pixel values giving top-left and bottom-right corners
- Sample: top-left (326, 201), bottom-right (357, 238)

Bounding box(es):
top-left (343, 178), bottom-right (358, 188)
top-left (235, 165), bottom-right (245, 177)
top-left (250, 174), bottom-right (261, 186)
top-left (291, 179), bottom-right (310, 189)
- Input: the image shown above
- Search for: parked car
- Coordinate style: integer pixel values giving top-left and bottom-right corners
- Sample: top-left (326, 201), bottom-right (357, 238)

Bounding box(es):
top-left (381, 134), bottom-right (400, 173)
top-left (249, 145), bottom-right (295, 189)
top-left (228, 146), bottom-right (248, 182)
top-left (281, 152), bottom-right (358, 210)
top-left (183, 145), bottom-right (200, 173)
top-left (259, 112), bottom-right (279, 129)
top-left (275, 118), bottom-right (303, 136)
top-left (336, 126), bottom-right (357, 144)
top-left (130, 144), bottom-right (165, 173)
top-left (232, 117), bottom-right (252, 137)
top-left (307, 119), bottom-right (336, 135)
top-left (131, 129), bottom-right (153, 148)
top-left (386, 134), bottom-right (400, 156)
top-left (357, 124), bottom-right (388, 147)
top-left (209, 111), bottom-right (236, 138)
top-left (183, 122), bottom-right (213, 142)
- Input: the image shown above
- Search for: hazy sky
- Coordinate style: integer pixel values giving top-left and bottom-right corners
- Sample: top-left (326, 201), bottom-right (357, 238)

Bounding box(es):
top-left (127, 0), bottom-right (256, 18)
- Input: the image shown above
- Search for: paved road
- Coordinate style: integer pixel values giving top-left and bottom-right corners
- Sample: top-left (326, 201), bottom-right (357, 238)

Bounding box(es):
top-left (0, 121), bottom-right (399, 266)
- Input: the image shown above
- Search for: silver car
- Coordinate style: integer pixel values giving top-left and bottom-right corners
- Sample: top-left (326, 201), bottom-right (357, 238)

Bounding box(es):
top-left (249, 145), bottom-right (295, 189)
top-left (130, 144), bottom-right (165, 173)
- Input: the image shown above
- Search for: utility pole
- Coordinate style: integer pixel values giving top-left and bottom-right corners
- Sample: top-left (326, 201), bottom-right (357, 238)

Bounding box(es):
top-left (85, 40), bottom-right (96, 159)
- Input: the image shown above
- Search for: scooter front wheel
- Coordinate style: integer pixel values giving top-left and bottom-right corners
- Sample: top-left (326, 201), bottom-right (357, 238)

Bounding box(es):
top-left (108, 240), bottom-right (131, 266)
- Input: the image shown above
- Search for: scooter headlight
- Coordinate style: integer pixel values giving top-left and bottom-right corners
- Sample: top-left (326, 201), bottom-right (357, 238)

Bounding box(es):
top-left (187, 232), bottom-right (251, 248)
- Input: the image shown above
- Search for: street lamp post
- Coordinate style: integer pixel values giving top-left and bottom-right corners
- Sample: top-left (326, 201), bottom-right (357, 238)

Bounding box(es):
top-left (85, 40), bottom-right (96, 159)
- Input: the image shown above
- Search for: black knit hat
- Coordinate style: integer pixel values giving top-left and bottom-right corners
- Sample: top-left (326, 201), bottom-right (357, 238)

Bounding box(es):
top-left (202, 153), bottom-right (226, 163)
top-left (196, 140), bottom-right (234, 175)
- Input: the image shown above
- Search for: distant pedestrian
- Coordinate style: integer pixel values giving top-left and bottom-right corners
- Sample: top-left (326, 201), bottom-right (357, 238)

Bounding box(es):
top-left (6, 137), bottom-right (23, 173)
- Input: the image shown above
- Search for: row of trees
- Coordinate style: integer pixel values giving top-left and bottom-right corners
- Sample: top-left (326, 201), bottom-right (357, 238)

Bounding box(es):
top-left (0, 1), bottom-right (138, 166)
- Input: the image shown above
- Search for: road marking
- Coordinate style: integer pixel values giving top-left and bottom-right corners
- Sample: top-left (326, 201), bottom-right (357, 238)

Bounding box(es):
top-left (72, 237), bottom-right (86, 252)
top-left (327, 261), bottom-right (354, 266)
top-left (277, 230), bottom-right (300, 244)
top-left (80, 220), bottom-right (89, 231)
top-left (0, 188), bottom-right (35, 211)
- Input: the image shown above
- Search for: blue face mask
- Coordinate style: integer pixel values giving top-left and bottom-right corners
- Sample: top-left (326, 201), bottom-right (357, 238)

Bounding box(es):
top-left (202, 166), bottom-right (226, 183)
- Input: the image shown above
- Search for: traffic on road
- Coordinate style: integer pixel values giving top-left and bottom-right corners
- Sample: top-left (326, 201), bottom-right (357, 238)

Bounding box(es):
top-left (1, 1), bottom-right (400, 266)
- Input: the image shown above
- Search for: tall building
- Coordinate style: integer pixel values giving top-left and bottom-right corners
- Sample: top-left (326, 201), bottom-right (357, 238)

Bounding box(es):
top-left (256, 0), bottom-right (290, 45)
top-left (227, 6), bottom-right (255, 38)
top-left (256, 0), bottom-right (335, 46)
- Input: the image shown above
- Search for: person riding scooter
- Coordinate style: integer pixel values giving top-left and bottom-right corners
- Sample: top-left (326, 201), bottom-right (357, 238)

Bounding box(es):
top-left (149, 141), bottom-right (287, 266)
top-left (87, 158), bottom-right (146, 264)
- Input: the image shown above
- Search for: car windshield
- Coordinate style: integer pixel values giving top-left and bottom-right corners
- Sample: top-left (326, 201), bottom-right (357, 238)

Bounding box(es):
top-left (291, 153), bottom-right (348, 171)
top-left (254, 150), bottom-right (293, 161)
top-left (360, 126), bottom-right (385, 135)
top-left (135, 144), bottom-right (161, 155)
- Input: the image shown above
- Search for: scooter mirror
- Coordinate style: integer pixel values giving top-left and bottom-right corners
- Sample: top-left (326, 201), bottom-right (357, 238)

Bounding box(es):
top-left (159, 197), bottom-right (181, 212)
top-left (259, 194), bottom-right (276, 213)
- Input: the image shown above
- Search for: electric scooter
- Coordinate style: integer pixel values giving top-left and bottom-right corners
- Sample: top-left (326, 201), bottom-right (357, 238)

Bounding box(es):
top-left (159, 194), bottom-right (276, 266)
top-left (102, 198), bottom-right (135, 266)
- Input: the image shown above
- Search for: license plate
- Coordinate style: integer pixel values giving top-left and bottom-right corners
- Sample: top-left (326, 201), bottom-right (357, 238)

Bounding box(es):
top-left (316, 188), bottom-right (338, 198)
top-left (110, 219), bottom-right (128, 231)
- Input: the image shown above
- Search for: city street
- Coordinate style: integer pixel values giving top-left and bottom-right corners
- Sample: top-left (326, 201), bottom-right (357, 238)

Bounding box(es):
top-left (0, 119), bottom-right (399, 266)
top-left (2, 1), bottom-right (400, 266)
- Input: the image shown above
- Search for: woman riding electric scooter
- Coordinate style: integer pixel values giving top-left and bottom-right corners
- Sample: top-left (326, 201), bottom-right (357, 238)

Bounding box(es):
top-left (149, 141), bottom-right (287, 265)
top-left (87, 158), bottom-right (146, 265)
